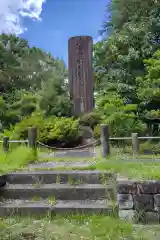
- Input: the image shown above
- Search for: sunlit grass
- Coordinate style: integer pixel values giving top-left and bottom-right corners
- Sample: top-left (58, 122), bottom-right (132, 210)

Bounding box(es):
top-left (94, 159), bottom-right (160, 180)
top-left (0, 214), bottom-right (158, 240)
top-left (0, 146), bottom-right (34, 175)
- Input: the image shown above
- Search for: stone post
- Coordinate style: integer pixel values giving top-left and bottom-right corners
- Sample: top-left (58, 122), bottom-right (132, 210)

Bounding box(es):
top-left (100, 124), bottom-right (110, 157)
top-left (132, 133), bottom-right (139, 155)
top-left (28, 127), bottom-right (37, 159)
top-left (3, 136), bottom-right (9, 152)
top-left (68, 36), bottom-right (94, 115)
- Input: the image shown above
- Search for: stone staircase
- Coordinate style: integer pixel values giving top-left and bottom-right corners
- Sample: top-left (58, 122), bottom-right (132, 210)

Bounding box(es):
top-left (0, 170), bottom-right (118, 217)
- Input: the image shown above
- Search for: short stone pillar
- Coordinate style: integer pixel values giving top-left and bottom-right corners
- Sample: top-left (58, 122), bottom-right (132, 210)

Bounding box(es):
top-left (3, 136), bottom-right (9, 152)
top-left (132, 133), bottom-right (139, 155)
top-left (28, 127), bottom-right (37, 159)
top-left (100, 124), bottom-right (110, 157)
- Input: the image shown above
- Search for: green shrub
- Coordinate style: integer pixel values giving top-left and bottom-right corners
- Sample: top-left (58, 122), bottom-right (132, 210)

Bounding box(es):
top-left (39, 117), bottom-right (81, 147)
top-left (96, 93), bottom-right (147, 137)
top-left (79, 112), bottom-right (101, 129)
top-left (93, 125), bottom-right (101, 139)
top-left (140, 140), bottom-right (160, 154)
top-left (107, 116), bottom-right (147, 137)
top-left (7, 115), bottom-right (81, 147)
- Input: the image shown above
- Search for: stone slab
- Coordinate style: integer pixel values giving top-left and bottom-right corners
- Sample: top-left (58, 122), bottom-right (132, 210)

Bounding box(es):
top-left (119, 210), bottom-right (160, 224)
top-left (133, 194), bottom-right (154, 211)
top-left (118, 180), bottom-right (160, 194)
top-left (7, 171), bottom-right (116, 184)
top-left (0, 199), bottom-right (118, 217)
top-left (118, 194), bottom-right (133, 210)
top-left (0, 183), bottom-right (116, 201)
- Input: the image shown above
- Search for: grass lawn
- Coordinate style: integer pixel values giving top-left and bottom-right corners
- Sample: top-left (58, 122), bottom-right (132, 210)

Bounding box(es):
top-left (0, 215), bottom-right (160, 240)
top-left (0, 146), bottom-right (34, 175)
top-left (93, 159), bottom-right (160, 180)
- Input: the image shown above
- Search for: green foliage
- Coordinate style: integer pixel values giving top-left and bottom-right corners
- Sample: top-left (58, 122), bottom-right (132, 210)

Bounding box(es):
top-left (0, 34), bottom-right (71, 127)
top-left (10, 115), bottom-right (81, 147)
top-left (0, 146), bottom-right (34, 175)
top-left (96, 93), bottom-right (146, 136)
top-left (39, 74), bottom-right (72, 117)
top-left (1, 0), bottom-right (160, 145)
top-left (11, 94), bottom-right (37, 117)
top-left (39, 117), bottom-right (80, 146)
top-left (94, 0), bottom-right (160, 101)
top-left (137, 50), bottom-right (160, 120)
top-left (93, 0), bottom-right (160, 136)
top-left (93, 125), bottom-right (101, 139)
top-left (140, 140), bottom-right (160, 154)
top-left (79, 112), bottom-right (102, 129)
top-left (137, 50), bottom-right (160, 102)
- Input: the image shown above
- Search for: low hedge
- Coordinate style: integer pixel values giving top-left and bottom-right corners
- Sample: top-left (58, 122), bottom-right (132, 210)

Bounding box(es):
top-left (1, 115), bottom-right (82, 148)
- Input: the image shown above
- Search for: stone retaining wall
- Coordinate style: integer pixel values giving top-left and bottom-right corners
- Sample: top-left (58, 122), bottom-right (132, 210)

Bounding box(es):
top-left (118, 180), bottom-right (160, 222)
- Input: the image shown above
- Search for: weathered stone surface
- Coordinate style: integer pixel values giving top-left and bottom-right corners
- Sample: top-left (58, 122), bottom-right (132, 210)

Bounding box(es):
top-left (118, 181), bottom-right (138, 194)
top-left (118, 194), bottom-right (133, 210)
top-left (145, 212), bottom-right (160, 224)
top-left (0, 175), bottom-right (7, 188)
top-left (0, 200), bottom-right (118, 217)
top-left (120, 210), bottom-right (160, 224)
top-left (133, 194), bottom-right (154, 211)
top-left (68, 36), bottom-right (94, 115)
top-left (138, 181), bottom-right (160, 194)
top-left (119, 210), bottom-right (135, 221)
top-left (154, 194), bottom-right (160, 209)
top-left (0, 184), bottom-right (116, 201)
top-left (118, 180), bottom-right (160, 194)
top-left (7, 171), bottom-right (116, 184)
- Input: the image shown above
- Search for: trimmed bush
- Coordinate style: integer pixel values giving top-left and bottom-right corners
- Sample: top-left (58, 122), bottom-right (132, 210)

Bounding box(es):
top-left (6, 115), bottom-right (81, 148)
top-left (79, 112), bottom-right (101, 129)
top-left (93, 125), bottom-right (101, 139)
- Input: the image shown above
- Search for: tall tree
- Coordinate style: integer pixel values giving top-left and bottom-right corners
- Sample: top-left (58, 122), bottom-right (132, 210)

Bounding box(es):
top-left (137, 50), bottom-right (160, 134)
top-left (94, 0), bottom-right (160, 102)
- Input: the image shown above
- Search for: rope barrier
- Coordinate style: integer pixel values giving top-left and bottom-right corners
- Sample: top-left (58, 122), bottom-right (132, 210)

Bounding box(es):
top-left (37, 139), bottom-right (101, 151)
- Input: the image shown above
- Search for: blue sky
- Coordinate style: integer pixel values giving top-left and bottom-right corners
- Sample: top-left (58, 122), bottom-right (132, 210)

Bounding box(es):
top-left (20, 0), bottom-right (107, 65)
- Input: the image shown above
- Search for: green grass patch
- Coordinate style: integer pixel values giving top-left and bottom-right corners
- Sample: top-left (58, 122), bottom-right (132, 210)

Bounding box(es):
top-left (0, 215), bottom-right (158, 240)
top-left (0, 146), bottom-right (35, 175)
top-left (94, 160), bottom-right (160, 180)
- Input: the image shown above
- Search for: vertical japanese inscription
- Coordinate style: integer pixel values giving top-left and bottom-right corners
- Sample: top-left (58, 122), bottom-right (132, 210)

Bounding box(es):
top-left (68, 36), bottom-right (94, 115)
top-left (76, 42), bottom-right (84, 112)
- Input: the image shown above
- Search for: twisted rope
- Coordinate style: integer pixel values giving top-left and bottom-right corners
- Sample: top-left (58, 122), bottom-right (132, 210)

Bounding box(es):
top-left (37, 139), bottom-right (100, 151)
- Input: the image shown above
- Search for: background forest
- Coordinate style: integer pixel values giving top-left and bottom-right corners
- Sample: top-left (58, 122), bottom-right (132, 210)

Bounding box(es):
top-left (0, 0), bottom-right (159, 148)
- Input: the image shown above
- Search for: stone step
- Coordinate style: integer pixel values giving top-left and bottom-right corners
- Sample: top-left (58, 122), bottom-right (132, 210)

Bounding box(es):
top-left (0, 200), bottom-right (118, 217)
top-left (0, 184), bottom-right (116, 201)
top-left (7, 170), bottom-right (116, 184)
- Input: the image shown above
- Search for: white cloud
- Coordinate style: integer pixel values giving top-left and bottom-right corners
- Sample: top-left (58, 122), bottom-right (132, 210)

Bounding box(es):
top-left (0, 0), bottom-right (46, 35)
top-left (93, 35), bottom-right (103, 44)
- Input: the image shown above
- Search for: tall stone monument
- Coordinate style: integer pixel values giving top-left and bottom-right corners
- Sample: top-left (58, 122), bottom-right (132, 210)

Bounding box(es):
top-left (68, 36), bottom-right (94, 116)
